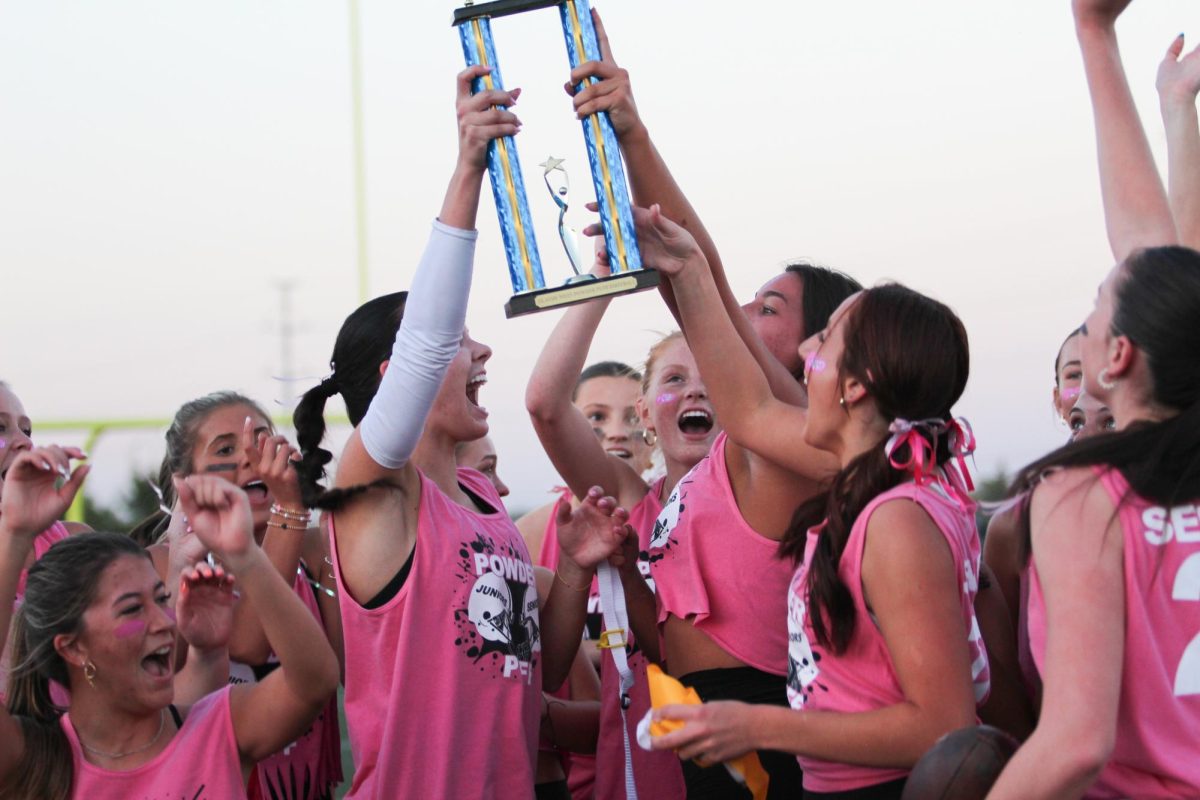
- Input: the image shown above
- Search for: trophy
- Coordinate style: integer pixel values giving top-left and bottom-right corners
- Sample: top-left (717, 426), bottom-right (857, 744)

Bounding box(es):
top-left (454, 0), bottom-right (660, 318)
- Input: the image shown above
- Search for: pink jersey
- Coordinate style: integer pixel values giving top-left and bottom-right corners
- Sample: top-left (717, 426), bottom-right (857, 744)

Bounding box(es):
top-left (232, 563), bottom-right (342, 800)
top-left (1027, 468), bottom-right (1200, 798)
top-left (788, 480), bottom-right (990, 794)
top-left (61, 686), bottom-right (246, 799)
top-left (593, 479), bottom-right (687, 800)
top-left (648, 433), bottom-right (792, 675)
top-left (331, 468), bottom-right (541, 800)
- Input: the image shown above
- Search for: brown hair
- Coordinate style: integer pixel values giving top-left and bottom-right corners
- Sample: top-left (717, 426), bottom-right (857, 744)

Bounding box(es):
top-left (3, 533), bottom-right (151, 800)
top-left (780, 284), bottom-right (970, 653)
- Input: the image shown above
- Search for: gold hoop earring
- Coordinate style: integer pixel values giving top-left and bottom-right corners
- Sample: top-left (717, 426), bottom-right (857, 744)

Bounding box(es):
top-left (83, 661), bottom-right (97, 689)
top-left (1097, 369), bottom-right (1117, 391)
top-left (641, 429), bottom-right (658, 447)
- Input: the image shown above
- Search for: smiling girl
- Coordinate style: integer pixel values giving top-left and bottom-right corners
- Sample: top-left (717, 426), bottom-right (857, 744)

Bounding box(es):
top-left (145, 391), bottom-right (343, 800)
top-left (0, 448), bottom-right (338, 800)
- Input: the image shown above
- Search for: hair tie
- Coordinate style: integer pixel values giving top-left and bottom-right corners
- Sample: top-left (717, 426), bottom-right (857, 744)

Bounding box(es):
top-left (884, 417), bottom-right (946, 486)
top-left (319, 373), bottom-right (340, 397)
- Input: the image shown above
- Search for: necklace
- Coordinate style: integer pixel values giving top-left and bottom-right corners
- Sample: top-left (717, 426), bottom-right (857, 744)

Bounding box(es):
top-left (79, 708), bottom-right (167, 760)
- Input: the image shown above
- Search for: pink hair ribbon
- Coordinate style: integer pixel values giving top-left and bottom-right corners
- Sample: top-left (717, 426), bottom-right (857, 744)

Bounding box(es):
top-left (943, 417), bottom-right (977, 493)
top-left (884, 418), bottom-right (944, 486)
top-left (884, 416), bottom-right (978, 499)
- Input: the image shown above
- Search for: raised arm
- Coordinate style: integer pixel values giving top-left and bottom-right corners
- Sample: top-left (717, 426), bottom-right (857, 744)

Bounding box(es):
top-left (1158, 34), bottom-right (1200, 248)
top-left (628, 206), bottom-right (835, 478)
top-left (568, 11), bottom-right (806, 405)
top-left (987, 471), bottom-right (1124, 799)
top-left (334, 65), bottom-right (519, 494)
top-left (0, 446), bottom-right (88, 783)
top-left (1073, 0), bottom-right (1178, 261)
top-left (525, 262), bottom-right (647, 509)
top-left (227, 421), bottom-right (309, 664)
top-left (175, 476), bottom-right (339, 766)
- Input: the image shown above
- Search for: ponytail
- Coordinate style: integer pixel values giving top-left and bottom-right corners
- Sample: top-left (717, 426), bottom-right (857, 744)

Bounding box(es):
top-left (293, 376), bottom-right (369, 511)
top-left (3, 611), bottom-right (73, 800)
top-left (776, 283), bottom-right (971, 655)
top-left (294, 291), bottom-right (408, 512)
top-left (781, 425), bottom-right (956, 653)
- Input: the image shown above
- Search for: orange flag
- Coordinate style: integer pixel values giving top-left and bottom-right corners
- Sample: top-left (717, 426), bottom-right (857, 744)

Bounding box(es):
top-left (639, 664), bottom-right (770, 800)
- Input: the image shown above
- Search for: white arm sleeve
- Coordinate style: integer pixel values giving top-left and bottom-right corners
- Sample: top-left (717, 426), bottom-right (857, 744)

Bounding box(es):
top-left (359, 219), bottom-right (478, 469)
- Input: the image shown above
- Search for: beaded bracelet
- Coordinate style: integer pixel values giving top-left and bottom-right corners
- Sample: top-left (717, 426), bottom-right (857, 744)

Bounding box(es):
top-left (266, 520), bottom-right (307, 532)
top-left (269, 503), bottom-right (311, 523)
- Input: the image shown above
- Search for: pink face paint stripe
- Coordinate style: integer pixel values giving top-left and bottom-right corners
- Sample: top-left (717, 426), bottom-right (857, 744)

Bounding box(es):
top-left (114, 620), bottom-right (146, 639)
top-left (655, 393), bottom-right (677, 406)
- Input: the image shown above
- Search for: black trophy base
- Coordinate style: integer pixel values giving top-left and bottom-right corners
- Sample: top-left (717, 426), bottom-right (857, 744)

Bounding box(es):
top-left (505, 269), bottom-right (660, 318)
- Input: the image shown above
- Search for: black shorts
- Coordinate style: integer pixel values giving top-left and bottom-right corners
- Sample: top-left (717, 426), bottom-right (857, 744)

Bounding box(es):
top-left (677, 666), bottom-right (804, 800)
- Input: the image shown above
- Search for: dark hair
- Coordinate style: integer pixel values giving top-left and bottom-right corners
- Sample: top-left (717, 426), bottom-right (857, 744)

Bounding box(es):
top-left (293, 291), bottom-right (408, 510)
top-left (784, 261), bottom-right (864, 340)
top-left (571, 361), bottom-right (641, 402)
top-left (779, 283), bottom-right (970, 653)
top-left (1011, 247), bottom-right (1200, 535)
top-left (1053, 326), bottom-right (1083, 384)
top-left (4, 533), bottom-right (151, 800)
top-left (155, 391), bottom-right (271, 508)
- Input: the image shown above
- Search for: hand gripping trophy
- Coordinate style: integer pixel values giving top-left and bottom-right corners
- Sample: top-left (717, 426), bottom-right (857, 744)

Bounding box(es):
top-left (454, 0), bottom-right (660, 318)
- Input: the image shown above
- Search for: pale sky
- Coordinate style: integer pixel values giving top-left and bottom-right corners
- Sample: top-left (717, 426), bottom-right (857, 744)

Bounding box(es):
top-left (1, 1), bottom-right (1194, 515)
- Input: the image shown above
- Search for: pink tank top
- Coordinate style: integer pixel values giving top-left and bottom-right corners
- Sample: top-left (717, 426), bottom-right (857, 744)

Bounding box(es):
top-left (648, 433), bottom-right (792, 674)
top-left (232, 563), bottom-right (343, 800)
top-left (1027, 468), bottom-right (1200, 798)
top-left (61, 686), bottom-right (246, 799)
top-left (592, 479), bottom-right (687, 800)
top-left (331, 468), bottom-right (541, 800)
top-left (788, 480), bottom-right (990, 794)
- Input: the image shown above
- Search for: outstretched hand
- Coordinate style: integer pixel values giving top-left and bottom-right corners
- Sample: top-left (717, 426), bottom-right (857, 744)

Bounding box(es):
top-left (455, 65), bottom-right (522, 172)
top-left (173, 475), bottom-right (256, 571)
top-left (556, 486), bottom-right (631, 571)
top-left (176, 561), bottom-right (236, 652)
top-left (566, 9), bottom-right (645, 140)
top-left (1157, 34), bottom-right (1200, 106)
top-left (0, 446), bottom-right (88, 539)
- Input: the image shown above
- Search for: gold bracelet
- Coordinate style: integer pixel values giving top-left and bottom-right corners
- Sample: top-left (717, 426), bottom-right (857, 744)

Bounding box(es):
top-left (269, 503), bottom-right (311, 521)
top-left (554, 568), bottom-right (590, 593)
top-left (266, 520), bottom-right (307, 532)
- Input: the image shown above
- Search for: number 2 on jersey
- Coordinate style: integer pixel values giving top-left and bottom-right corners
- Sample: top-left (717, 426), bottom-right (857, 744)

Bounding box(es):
top-left (1174, 552), bottom-right (1200, 697)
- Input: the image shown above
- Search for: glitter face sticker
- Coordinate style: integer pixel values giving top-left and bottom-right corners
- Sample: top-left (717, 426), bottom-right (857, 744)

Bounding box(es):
top-left (1061, 387), bottom-right (1082, 402)
top-left (805, 351), bottom-right (827, 374)
top-left (655, 393), bottom-right (677, 406)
